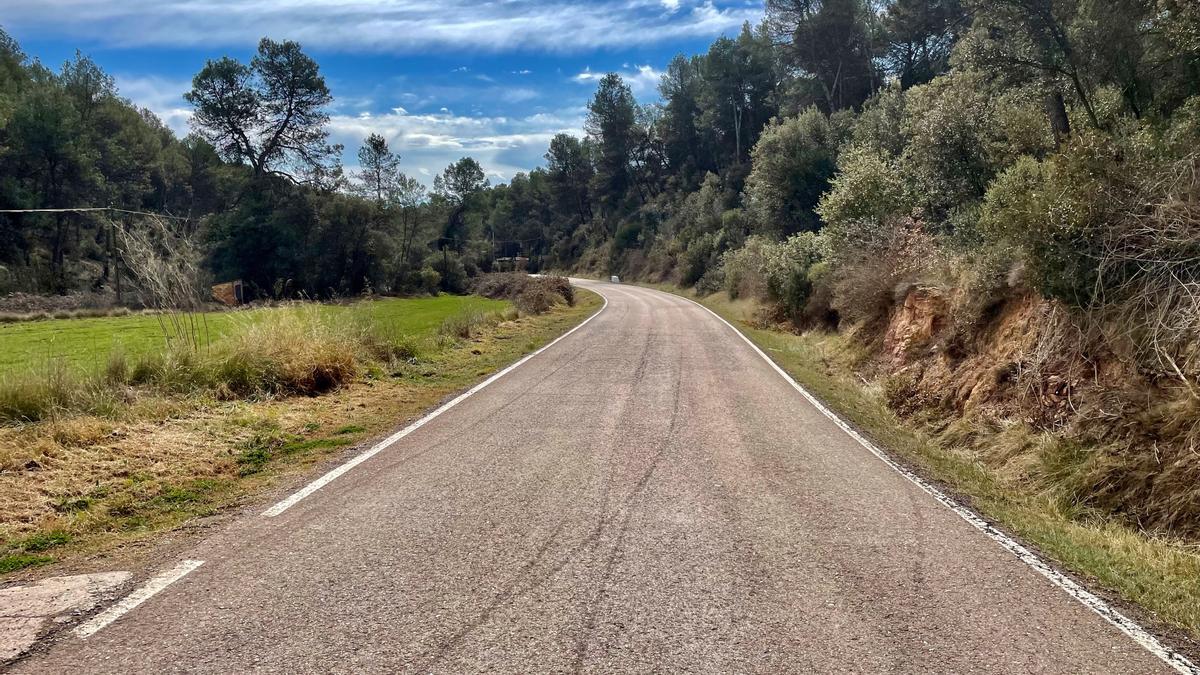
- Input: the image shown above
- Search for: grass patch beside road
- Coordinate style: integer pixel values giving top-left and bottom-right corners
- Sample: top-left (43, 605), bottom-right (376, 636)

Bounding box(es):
top-left (0, 296), bottom-right (507, 424)
top-left (0, 289), bottom-right (601, 578)
top-left (0, 295), bottom-right (505, 374)
top-left (643, 282), bottom-right (1200, 642)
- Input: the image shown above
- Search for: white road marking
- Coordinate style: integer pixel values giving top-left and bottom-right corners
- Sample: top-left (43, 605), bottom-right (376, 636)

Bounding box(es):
top-left (677, 291), bottom-right (1198, 674)
top-left (262, 293), bottom-right (610, 517)
top-left (74, 560), bottom-right (204, 639)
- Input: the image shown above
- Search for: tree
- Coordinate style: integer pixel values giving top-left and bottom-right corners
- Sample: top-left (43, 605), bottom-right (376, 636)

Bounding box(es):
top-left (544, 133), bottom-right (593, 226)
top-left (659, 55), bottom-right (709, 184)
top-left (186, 38), bottom-right (337, 183)
top-left (957, 0), bottom-right (1105, 129)
top-left (698, 25), bottom-right (780, 169)
top-left (766, 0), bottom-right (879, 112)
top-left (882, 0), bottom-right (968, 88)
top-left (434, 157), bottom-right (487, 205)
top-left (434, 157), bottom-right (488, 251)
top-left (355, 133), bottom-right (401, 206)
top-left (585, 74), bottom-right (639, 217)
top-left (353, 134), bottom-right (427, 272)
top-left (60, 52), bottom-right (115, 127)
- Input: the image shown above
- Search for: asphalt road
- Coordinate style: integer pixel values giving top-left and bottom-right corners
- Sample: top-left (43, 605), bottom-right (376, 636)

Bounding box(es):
top-left (15, 280), bottom-right (1174, 673)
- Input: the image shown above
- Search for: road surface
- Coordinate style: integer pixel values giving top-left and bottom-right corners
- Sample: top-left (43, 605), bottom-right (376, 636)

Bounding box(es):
top-left (14, 280), bottom-right (1176, 673)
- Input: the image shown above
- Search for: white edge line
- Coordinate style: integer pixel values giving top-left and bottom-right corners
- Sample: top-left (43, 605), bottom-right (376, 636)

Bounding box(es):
top-left (74, 560), bottom-right (204, 639)
top-left (261, 292), bottom-right (610, 518)
top-left (677, 292), bottom-right (1198, 675)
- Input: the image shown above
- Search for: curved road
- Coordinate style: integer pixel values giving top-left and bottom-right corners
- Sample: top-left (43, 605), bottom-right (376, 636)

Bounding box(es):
top-left (16, 280), bottom-right (1173, 673)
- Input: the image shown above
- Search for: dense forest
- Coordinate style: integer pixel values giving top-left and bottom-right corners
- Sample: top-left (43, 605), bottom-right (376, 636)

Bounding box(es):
top-left (2, 0), bottom-right (1200, 370)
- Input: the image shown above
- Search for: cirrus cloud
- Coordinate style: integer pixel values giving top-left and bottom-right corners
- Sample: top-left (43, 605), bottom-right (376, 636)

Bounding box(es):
top-left (5, 0), bottom-right (760, 53)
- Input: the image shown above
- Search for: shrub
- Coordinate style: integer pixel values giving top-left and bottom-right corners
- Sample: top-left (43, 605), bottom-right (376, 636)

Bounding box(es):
top-left (721, 237), bottom-right (771, 300)
top-left (470, 273), bottom-right (574, 315)
top-left (829, 217), bottom-right (941, 331)
top-left (744, 108), bottom-right (841, 236)
top-left (719, 233), bottom-right (828, 324)
top-left (979, 129), bottom-right (1164, 308)
top-left (899, 71), bottom-right (1052, 217)
top-left (817, 145), bottom-right (911, 230)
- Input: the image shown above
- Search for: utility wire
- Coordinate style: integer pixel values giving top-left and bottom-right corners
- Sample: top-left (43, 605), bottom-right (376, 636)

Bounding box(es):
top-left (0, 207), bottom-right (192, 221)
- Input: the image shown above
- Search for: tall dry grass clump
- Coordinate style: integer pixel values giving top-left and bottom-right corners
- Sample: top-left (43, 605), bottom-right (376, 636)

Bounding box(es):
top-left (0, 305), bottom-right (422, 425)
top-left (212, 307), bottom-right (362, 396)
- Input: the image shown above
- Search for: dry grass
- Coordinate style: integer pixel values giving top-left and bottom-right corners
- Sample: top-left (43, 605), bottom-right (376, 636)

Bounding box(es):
top-left (471, 272), bottom-right (575, 315)
top-left (0, 303), bottom-right (463, 424)
top-left (0, 290), bottom-right (602, 578)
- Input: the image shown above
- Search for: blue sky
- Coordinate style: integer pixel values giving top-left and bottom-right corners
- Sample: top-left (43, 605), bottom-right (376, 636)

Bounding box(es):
top-left (4, 0), bottom-right (763, 184)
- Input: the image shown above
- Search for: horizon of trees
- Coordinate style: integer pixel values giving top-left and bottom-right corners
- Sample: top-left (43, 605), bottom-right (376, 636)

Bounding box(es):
top-left (1, 0), bottom-right (1198, 327)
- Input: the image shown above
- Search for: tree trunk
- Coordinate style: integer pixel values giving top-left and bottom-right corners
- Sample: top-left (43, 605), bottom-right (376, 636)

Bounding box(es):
top-left (1045, 90), bottom-right (1071, 149)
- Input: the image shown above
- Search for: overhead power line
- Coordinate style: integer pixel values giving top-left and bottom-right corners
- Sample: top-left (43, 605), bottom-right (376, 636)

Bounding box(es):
top-left (0, 207), bottom-right (192, 221)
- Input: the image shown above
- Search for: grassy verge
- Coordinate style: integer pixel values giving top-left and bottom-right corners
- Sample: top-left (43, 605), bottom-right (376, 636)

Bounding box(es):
top-left (0, 290), bottom-right (601, 579)
top-left (648, 283), bottom-right (1200, 642)
top-left (0, 294), bottom-right (506, 373)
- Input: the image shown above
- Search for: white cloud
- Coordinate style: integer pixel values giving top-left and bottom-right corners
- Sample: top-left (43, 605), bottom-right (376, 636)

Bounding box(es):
top-left (329, 106), bottom-right (586, 182)
top-left (5, 1), bottom-right (759, 53)
top-left (114, 75), bottom-right (194, 137)
top-left (573, 67), bottom-right (602, 84)
top-left (662, 0), bottom-right (681, 11)
top-left (573, 64), bottom-right (664, 96)
top-left (627, 65), bottom-right (664, 95)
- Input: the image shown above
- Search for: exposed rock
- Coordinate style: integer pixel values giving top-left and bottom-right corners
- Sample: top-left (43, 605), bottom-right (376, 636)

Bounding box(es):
top-left (883, 286), bottom-right (947, 363)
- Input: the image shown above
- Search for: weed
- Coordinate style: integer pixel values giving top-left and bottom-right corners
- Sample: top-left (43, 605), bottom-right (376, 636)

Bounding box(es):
top-left (235, 426), bottom-right (293, 476)
top-left (439, 311), bottom-right (503, 340)
top-left (0, 553), bottom-right (53, 574)
top-left (18, 530), bottom-right (72, 552)
top-left (54, 496), bottom-right (92, 513)
top-left (280, 437), bottom-right (353, 455)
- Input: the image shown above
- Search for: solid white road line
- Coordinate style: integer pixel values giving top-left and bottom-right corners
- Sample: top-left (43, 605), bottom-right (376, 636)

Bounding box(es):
top-left (262, 293), bottom-right (610, 518)
top-left (75, 560), bottom-right (204, 639)
top-left (677, 291), bottom-right (1199, 675)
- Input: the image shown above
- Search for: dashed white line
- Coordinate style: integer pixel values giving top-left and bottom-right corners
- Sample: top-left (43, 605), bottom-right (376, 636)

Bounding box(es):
top-left (261, 293), bottom-right (610, 517)
top-left (678, 291), bottom-right (1198, 674)
top-left (75, 560), bottom-right (204, 639)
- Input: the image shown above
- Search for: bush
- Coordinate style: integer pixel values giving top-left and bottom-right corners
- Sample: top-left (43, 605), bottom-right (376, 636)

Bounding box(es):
top-left (744, 108), bottom-right (841, 236)
top-left (431, 251), bottom-right (469, 294)
top-left (719, 233), bottom-right (828, 324)
top-left (817, 145), bottom-right (911, 230)
top-left (979, 130), bottom-right (1152, 307)
top-left (470, 273), bottom-right (574, 315)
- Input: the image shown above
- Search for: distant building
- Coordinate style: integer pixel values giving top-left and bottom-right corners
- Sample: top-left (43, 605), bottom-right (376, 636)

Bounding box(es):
top-left (494, 256), bottom-right (529, 272)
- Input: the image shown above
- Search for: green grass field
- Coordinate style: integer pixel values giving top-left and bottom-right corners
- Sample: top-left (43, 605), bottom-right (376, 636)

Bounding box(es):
top-left (0, 295), bottom-right (507, 374)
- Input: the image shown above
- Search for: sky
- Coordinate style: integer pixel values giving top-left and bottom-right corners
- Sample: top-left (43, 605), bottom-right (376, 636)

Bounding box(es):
top-left (3, 0), bottom-right (763, 184)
